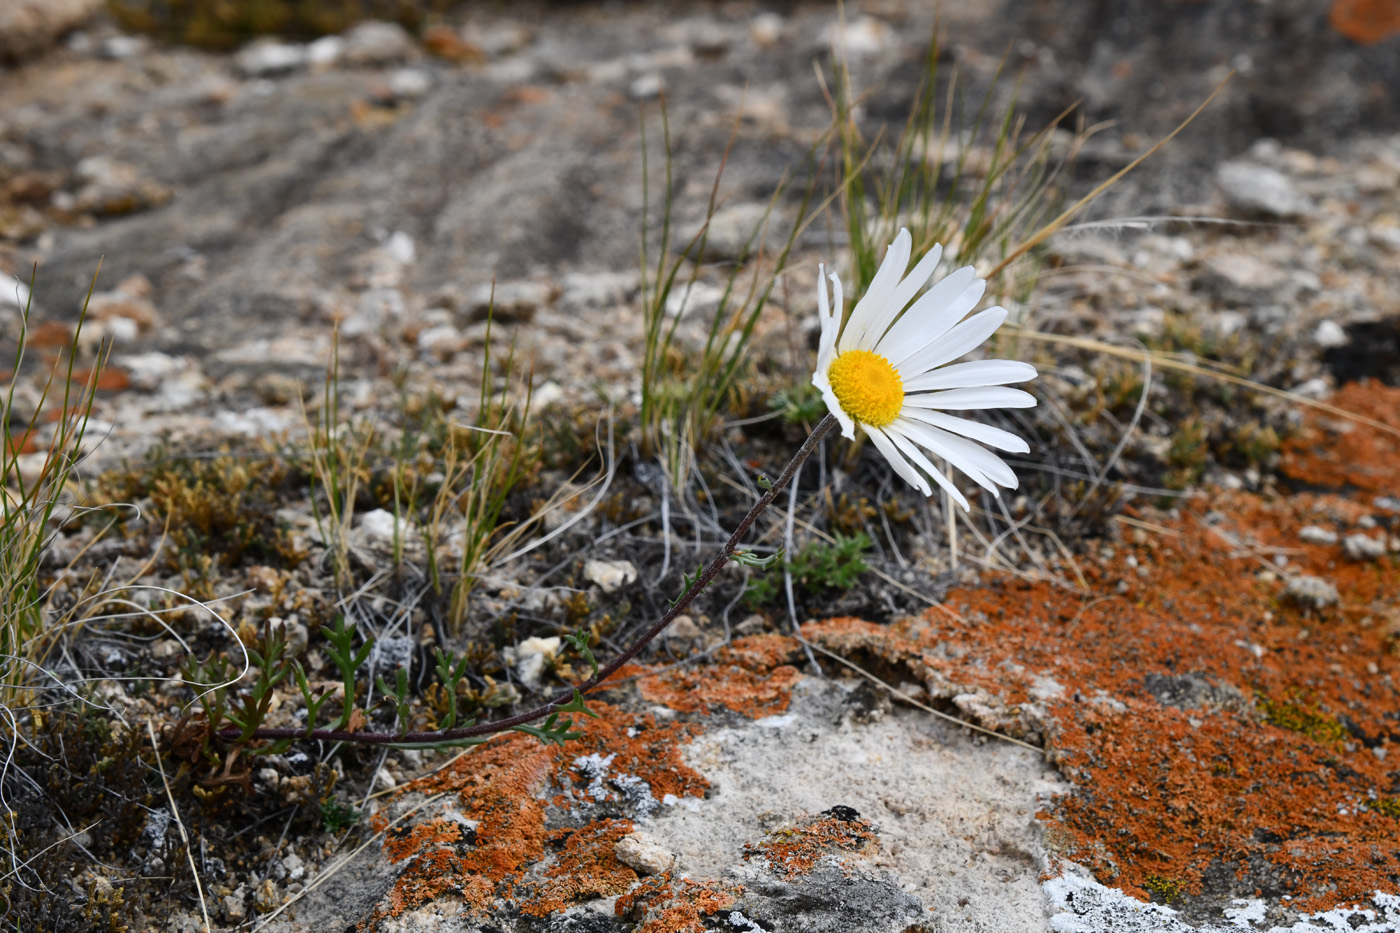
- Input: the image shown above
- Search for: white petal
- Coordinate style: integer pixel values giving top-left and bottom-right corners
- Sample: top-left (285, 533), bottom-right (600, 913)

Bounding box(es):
top-left (900, 408), bottom-right (1030, 453)
top-left (812, 369), bottom-right (856, 440)
top-left (839, 230), bottom-right (911, 354)
top-left (897, 307), bottom-right (1008, 377)
top-left (903, 359), bottom-right (1038, 392)
top-left (877, 268), bottom-right (982, 364)
top-left (865, 424), bottom-right (934, 497)
top-left (855, 241), bottom-right (943, 352)
top-left (904, 387), bottom-right (1037, 410)
top-left (816, 265), bottom-right (838, 374)
top-left (882, 425), bottom-right (972, 510)
top-left (895, 418), bottom-right (1019, 493)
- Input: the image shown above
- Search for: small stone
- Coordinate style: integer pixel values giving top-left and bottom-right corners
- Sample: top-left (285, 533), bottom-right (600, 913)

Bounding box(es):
top-left (1216, 161), bottom-right (1314, 219)
top-left (665, 615), bottom-right (700, 641)
top-left (377, 232), bottom-right (414, 270)
top-left (416, 324), bottom-right (466, 361)
top-left (69, 156), bottom-right (171, 216)
top-left (307, 35), bottom-right (345, 69)
top-left (584, 559), bottom-right (638, 593)
top-left (236, 40), bottom-right (308, 78)
top-left (750, 12), bottom-right (785, 46)
top-left (343, 21), bottom-right (416, 67)
top-left (281, 853), bottom-right (305, 882)
top-left (1196, 253), bottom-right (1292, 306)
top-left (355, 509), bottom-right (418, 551)
top-left (1344, 533), bottom-right (1387, 562)
top-left (699, 202), bottom-right (782, 262)
top-left (2, 273), bottom-right (32, 311)
top-left (222, 885), bottom-right (248, 922)
top-left (99, 35), bottom-right (147, 60)
top-left (388, 68), bottom-right (433, 100)
top-left (1314, 320), bottom-right (1348, 349)
top-left (1283, 575), bottom-right (1339, 609)
top-left (629, 73), bottom-right (664, 100)
top-left (508, 636), bottom-right (561, 691)
top-left (824, 15), bottom-right (893, 56)
top-left (1299, 525), bottom-right (1338, 545)
top-left (465, 280), bottom-right (553, 323)
top-left (614, 831), bottom-right (674, 875)
top-left (343, 287), bottom-right (406, 337)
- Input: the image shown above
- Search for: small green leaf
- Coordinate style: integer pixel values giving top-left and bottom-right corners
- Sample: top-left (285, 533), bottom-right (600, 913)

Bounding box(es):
top-left (563, 630), bottom-right (599, 678)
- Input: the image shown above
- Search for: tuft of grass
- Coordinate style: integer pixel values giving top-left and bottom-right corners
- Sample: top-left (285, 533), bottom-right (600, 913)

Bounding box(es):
top-left (1, 269), bottom-right (109, 722)
top-left (827, 36), bottom-right (1076, 320)
top-left (637, 104), bottom-right (819, 491)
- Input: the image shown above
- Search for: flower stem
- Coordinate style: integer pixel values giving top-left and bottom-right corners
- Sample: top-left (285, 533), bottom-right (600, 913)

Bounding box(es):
top-left (221, 414), bottom-right (838, 748)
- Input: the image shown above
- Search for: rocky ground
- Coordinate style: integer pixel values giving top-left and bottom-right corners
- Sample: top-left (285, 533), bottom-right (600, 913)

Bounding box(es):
top-left (3, 2), bottom-right (1400, 932)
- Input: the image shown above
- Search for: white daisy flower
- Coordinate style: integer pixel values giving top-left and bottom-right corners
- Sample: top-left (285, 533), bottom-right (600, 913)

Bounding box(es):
top-left (812, 228), bottom-right (1037, 510)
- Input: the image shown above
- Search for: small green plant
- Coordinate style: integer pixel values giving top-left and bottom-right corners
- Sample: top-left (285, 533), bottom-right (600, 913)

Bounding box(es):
top-left (745, 533), bottom-right (871, 607)
top-left (769, 382), bottom-right (828, 427)
top-left (319, 798), bottom-right (361, 833)
top-left (1164, 418), bottom-right (1209, 491)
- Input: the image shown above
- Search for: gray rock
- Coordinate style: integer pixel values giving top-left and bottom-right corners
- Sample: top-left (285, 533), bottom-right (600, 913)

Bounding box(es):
top-left (464, 280), bottom-right (553, 323)
top-left (65, 156), bottom-right (171, 217)
top-left (342, 21), bottom-right (416, 67)
top-left (344, 287), bottom-right (406, 337)
top-left (1298, 525), bottom-right (1338, 545)
top-left (387, 68), bottom-right (433, 100)
top-left (700, 202), bottom-right (784, 262)
top-left (728, 864), bottom-right (924, 933)
top-left (1196, 253), bottom-right (1293, 306)
top-left (307, 35), bottom-right (345, 69)
top-left (583, 558), bottom-right (638, 593)
top-left (1283, 575), bottom-right (1339, 609)
top-left (235, 40), bottom-right (308, 78)
top-left (1314, 320), bottom-right (1348, 348)
top-left (98, 35), bottom-right (147, 61)
top-left (1216, 161), bottom-right (1314, 219)
top-left (1343, 533), bottom-right (1386, 562)
top-left (613, 831), bottom-right (674, 875)
top-left (1, 273), bottom-right (31, 311)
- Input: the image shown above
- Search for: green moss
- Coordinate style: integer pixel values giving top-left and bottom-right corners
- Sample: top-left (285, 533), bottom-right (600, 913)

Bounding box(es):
top-left (1143, 875), bottom-right (1184, 904)
top-left (1372, 796), bottom-right (1400, 818)
top-left (1257, 693), bottom-right (1350, 747)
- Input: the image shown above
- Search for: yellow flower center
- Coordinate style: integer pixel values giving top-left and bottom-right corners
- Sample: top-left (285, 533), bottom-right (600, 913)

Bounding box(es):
top-left (827, 349), bottom-right (904, 428)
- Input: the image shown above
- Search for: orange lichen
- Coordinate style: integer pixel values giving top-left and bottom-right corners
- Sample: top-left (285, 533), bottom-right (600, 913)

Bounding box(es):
top-left (615, 875), bottom-right (742, 933)
top-left (518, 819), bottom-right (638, 916)
top-left (1282, 381), bottom-right (1400, 493)
top-left (1330, 0), bottom-right (1400, 43)
top-left (368, 702), bottom-right (707, 927)
top-left (631, 634), bottom-right (803, 717)
top-left (743, 810), bottom-right (879, 880)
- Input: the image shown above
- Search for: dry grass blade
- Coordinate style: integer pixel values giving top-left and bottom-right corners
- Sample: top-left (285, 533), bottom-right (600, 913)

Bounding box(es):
top-left (1012, 327), bottom-right (1400, 440)
top-left (146, 719), bottom-right (210, 932)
